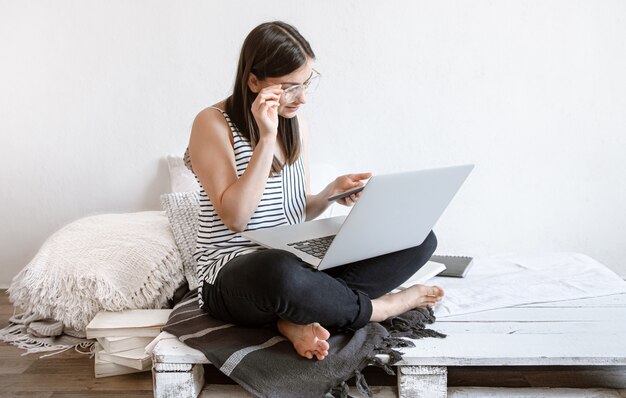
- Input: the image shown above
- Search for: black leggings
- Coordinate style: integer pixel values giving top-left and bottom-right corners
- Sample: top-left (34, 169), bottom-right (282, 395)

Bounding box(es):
top-left (202, 231), bottom-right (437, 331)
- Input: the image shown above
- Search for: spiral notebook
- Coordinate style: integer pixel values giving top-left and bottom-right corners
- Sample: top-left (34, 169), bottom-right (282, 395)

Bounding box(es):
top-left (430, 255), bottom-right (474, 278)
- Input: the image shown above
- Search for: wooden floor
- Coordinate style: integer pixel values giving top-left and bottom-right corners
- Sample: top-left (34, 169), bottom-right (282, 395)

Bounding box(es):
top-left (2, 289), bottom-right (626, 397)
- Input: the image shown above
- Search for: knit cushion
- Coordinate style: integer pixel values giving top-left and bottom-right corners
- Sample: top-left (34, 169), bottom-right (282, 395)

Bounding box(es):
top-left (8, 211), bottom-right (185, 331)
top-left (161, 191), bottom-right (200, 290)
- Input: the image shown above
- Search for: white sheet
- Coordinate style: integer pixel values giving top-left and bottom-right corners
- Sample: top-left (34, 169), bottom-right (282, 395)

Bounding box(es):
top-left (431, 252), bottom-right (626, 318)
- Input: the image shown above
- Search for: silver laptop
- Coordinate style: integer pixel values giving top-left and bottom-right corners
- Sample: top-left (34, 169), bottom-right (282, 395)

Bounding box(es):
top-left (241, 164), bottom-right (474, 270)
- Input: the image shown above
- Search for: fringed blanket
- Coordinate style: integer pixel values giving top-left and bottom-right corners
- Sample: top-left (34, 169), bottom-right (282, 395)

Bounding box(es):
top-left (163, 289), bottom-right (445, 398)
top-left (2, 211), bottom-right (184, 355)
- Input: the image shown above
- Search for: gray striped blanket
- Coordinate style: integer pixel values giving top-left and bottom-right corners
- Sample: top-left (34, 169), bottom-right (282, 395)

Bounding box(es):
top-left (163, 289), bottom-right (445, 398)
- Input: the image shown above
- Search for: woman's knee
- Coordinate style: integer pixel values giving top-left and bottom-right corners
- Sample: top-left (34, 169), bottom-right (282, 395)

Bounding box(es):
top-left (260, 250), bottom-right (313, 294)
top-left (213, 249), bottom-right (306, 311)
top-left (217, 249), bottom-right (294, 289)
top-left (233, 249), bottom-right (305, 291)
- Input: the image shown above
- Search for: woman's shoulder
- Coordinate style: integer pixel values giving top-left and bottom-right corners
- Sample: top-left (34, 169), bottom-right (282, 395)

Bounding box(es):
top-left (195, 100), bottom-right (228, 122)
top-left (193, 101), bottom-right (229, 130)
top-left (190, 100), bottom-right (233, 145)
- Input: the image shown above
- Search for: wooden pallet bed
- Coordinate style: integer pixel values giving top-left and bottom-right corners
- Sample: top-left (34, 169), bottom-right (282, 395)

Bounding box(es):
top-left (151, 293), bottom-right (626, 397)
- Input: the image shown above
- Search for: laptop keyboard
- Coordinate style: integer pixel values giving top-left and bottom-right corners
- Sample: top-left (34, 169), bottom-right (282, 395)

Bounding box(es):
top-left (287, 235), bottom-right (336, 259)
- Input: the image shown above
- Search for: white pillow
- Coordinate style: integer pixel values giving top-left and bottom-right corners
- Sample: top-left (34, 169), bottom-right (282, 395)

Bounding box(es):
top-left (8, 211), bottom-right (185, 331)
top-left (166, 155), bottom-right (201, 192)
top-left (161, 191), bottom-right (200, 290)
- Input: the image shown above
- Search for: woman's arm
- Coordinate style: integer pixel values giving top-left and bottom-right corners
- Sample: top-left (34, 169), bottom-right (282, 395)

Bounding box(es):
top-left (189, 87), bottom-right (283, 232)
top-left (300, 118), bottom-right (371, 221)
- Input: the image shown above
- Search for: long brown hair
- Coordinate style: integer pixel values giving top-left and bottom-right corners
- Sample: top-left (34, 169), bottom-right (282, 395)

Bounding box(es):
top-left (226, 21), bottom-right (315, 175)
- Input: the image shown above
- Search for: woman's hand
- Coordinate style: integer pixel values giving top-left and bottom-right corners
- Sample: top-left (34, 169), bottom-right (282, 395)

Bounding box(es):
top-left (251, 85), bottom-right (283, 139)
top-left (330, 172), bottom-right (372, 206)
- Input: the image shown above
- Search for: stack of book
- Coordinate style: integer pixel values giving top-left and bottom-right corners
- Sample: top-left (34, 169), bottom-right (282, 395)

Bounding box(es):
top-left (86, 309), bottom-right (172, 378)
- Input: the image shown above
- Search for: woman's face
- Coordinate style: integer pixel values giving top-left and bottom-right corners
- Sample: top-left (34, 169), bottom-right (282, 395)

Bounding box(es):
top-left (257, 58), bottom-right (314, 119)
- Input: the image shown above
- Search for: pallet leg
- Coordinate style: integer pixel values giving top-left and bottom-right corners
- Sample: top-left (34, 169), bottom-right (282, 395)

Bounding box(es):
top-left (397, 365), bottom-right (447, 398)
top-left (153, 362), bottom-right (204, 398)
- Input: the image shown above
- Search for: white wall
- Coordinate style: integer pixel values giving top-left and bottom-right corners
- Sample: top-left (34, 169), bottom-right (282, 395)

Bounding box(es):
top-left (1, 0), bottom-right (625, 287)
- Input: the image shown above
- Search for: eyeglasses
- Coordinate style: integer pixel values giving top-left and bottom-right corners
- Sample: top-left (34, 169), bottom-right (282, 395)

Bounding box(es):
top-left (281, 69), bottom-right (321, 104)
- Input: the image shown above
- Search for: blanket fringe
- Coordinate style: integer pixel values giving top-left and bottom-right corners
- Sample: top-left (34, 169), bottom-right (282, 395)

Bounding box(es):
top-left (0, 322), bottom-right (94, 358)
top-left (330, 380), bottom-right (350, 398)
top-left (329, 308), bottom-right (448, 397)
top-left (354, 369), bottom-right (372, 397)
top-left (39, 341), bottom-right (95, 358)
top-left (368, 358), bottom-right (391, 376)
top-left (382, 307), bottom-right (447, 340)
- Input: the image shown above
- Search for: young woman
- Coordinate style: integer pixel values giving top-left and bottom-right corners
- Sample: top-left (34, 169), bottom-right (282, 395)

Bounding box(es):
top-left (186, 21), bottom-right (444, 362)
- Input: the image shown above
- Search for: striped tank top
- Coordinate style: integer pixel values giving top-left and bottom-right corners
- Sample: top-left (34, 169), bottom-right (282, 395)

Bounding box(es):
top-left (192, 107), bottom-right (307, 305)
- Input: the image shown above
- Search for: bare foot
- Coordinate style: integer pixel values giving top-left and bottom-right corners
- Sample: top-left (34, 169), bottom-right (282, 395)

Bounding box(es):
top-left (277, 320), bottom-right (330, 360)
top-left (370, 284), bottom-right (445, 322)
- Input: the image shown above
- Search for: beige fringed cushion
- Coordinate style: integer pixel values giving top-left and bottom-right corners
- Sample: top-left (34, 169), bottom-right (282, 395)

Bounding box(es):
top-left (8, 211), bottom-right (184, 331)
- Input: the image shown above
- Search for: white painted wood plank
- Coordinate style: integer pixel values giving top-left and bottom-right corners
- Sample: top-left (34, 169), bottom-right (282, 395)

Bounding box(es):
top-left (152, 320), bottom-right (626, 364)
top-left (398, 333), bottom-right (626, 366)
top-left (398, 366), bottom-right (447, 398)
top-left (439, 307), bottom-right (626, 322)
top-left (516, 294), bottom-right (626, 308)
top-left (153, 338), bottom-right (209, 364)
top-left (448, 387), bottom-right (625, 397)
top-left (153, 363), bottom-right (204, 398)
top-left (432, 320), bottom-right (626, 335)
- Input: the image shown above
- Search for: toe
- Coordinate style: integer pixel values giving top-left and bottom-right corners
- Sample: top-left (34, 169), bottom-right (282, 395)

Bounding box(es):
top-left (313, 323), bottom-right (331, 340)
top-left (428, 286), bottom-right (444, 298)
